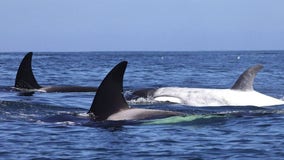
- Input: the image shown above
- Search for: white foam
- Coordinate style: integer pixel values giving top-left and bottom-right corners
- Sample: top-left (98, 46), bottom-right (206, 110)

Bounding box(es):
top-left (76, 112), bottom-right (89, 117)
top-left (55, 121), bottom-right (76, 125)
top-left (127, 97), bottom-right (157, 105)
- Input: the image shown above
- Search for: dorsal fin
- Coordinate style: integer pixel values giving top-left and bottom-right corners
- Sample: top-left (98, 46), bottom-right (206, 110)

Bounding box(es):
top-left (14, 52), bottom-right (41, 89)
top-left (231, 64), bottom-right (263, 91)
top-left (88, 61), bottom-right (129, 120)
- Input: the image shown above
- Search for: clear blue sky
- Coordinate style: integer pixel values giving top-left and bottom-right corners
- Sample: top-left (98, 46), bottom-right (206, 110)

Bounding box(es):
top-left (0, 0), bottom-right (284, 52)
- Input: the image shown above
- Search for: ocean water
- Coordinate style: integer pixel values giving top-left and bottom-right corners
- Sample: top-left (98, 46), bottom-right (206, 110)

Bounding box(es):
top-left (0, 51), bottom-right (284, 159)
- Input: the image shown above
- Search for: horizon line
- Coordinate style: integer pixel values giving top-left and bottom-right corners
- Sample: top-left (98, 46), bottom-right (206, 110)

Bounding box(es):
top-left (0, 49), bottom-right (284, 53)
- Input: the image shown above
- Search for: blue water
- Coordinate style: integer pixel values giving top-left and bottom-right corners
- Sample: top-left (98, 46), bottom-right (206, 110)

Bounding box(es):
top-left (0, 51), bottom-right (284, 159)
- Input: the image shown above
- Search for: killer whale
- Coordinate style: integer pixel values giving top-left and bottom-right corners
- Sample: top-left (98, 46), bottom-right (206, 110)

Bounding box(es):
top-left (88, 61), bottom-right (184, 121)
top-left (131, 65), bottom-right (284, 107)
top-left (14, 52), bottom-right (97, 93)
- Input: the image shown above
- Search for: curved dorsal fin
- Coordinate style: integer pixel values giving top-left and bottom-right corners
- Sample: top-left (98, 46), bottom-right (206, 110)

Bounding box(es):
top-left (231, 64), bottom-right (263, 91)
top-left (14, 52), bottom-right (41, 89)
top-left (88, 61), bottom-right (129, 120)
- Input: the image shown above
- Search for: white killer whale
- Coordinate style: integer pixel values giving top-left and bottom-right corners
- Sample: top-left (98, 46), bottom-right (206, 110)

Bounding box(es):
top-left (132, 65), bottom-right (284, 107)
top-left (13, 52), bottom-right (97, 93)
top-left (88, 61), bottom-right (183, 121)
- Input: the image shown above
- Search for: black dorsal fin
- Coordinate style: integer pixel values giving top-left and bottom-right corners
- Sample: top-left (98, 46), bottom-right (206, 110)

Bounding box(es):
top-left (231, 64), bottom-right (263, 91)
top-left (14, 52), bottom-right (41, 89)
top-left (88, 61), bottom-right (129, 120)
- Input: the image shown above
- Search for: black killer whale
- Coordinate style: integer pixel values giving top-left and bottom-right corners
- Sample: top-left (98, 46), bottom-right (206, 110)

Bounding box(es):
top-left (13, 52), bottom-right (97, 93)
top-left (87, 61), bottom-right (184, 121)
top-left (130, 65), bottom-right (284, 107)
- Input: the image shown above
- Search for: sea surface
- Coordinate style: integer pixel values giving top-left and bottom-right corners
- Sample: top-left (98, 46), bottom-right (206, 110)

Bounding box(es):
top-left (0, 51), bottom-right (284, 159)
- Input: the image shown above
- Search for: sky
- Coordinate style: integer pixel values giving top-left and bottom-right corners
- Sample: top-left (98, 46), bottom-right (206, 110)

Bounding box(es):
top-left (0, 0), bottom-right (284, 52)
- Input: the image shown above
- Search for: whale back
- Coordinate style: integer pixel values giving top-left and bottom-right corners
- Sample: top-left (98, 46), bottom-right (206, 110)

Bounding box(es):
top-left (231, 64), bottom-right (263, 91)
top-left (15, 52), bottom-right (41, 89)
top-left (88, 61), bottom-right (129, 120)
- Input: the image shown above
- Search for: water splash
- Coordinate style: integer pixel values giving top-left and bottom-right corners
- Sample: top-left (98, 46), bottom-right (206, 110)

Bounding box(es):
top-left (127, 97), bottom-right (158, 105)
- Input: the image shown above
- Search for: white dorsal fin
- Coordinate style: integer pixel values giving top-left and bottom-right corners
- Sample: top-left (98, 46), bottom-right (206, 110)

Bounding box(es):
top-left (231, 64), bottom-right (263, 91)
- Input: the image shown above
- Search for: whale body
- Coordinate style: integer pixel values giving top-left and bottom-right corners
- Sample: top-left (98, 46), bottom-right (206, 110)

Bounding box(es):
top-left (132, 65), bottom-right (284, 107)
top-left (153, 87), bottom-right (284, 107)
top-left (88, 61), bottom-right (183, 121)
top-left (14, 52), bottom-right (97, 93)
